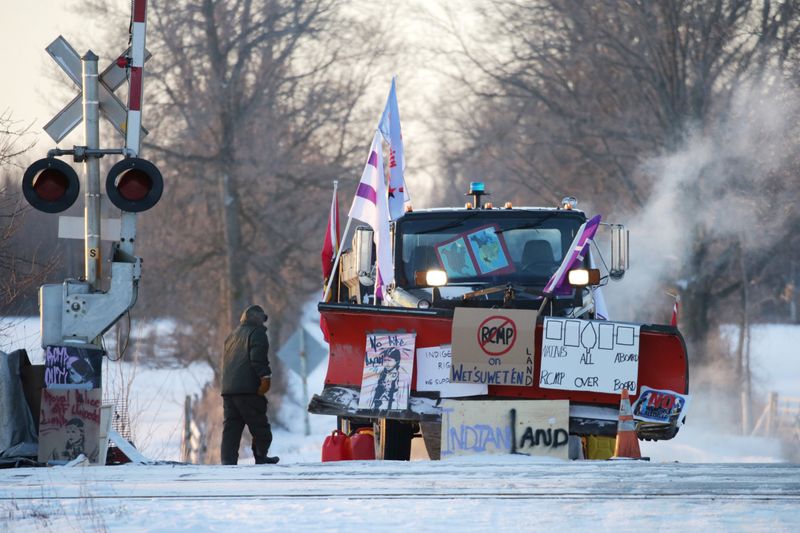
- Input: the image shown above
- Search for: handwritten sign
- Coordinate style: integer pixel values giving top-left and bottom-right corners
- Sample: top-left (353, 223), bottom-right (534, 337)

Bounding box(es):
top-left (632, 386), bottom-right (691, 426)
top-left (416, 345), bottom-right (488, 398)
top-left (38, 388), bottom-right (102, 464)
top-left (44, 345), bottom-right (103, 389)
top-left (450, 308), bottom-right (537, 387)
top-left (539, 317), bottom-right (640, 394)
top-left (358, 332), bottom-right (416, 411)
top-left (440, 399), bottom-right (569, 459)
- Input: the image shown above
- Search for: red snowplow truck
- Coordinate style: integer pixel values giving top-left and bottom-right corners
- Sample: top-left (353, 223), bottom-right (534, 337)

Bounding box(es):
top-left (310, 184), bottom-right (688, 460)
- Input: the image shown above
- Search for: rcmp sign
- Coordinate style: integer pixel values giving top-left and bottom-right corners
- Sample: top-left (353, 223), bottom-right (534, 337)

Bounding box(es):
top-left (451, 308), bottom-right (537, 387)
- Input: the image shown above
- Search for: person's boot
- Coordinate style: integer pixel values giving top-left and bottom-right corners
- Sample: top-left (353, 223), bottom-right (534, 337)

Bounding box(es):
top-left (253, 455), bottom-right (280, 465)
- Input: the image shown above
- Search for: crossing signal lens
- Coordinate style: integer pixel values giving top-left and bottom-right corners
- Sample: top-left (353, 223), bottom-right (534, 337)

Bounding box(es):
top-left (117, 169), bottom-right (151, 201)
top-left (106, 158), bottom-right (163, 213)
top-left (34, 169), bottom-right (69, 201)
top-left (22, 158), bottom-right (80, 213)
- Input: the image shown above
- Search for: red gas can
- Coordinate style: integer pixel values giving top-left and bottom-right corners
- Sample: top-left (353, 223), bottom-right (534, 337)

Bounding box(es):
top-left (349, 427), bottom-right (376, 460)
top-left (321, 430), bottom-right (353, 462)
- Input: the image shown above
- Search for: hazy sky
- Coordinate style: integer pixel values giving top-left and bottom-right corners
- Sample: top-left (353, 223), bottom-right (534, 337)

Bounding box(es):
top-left (0, 1), bottom-right (85, 139)
top-left (0, 0), bottom-right (467, 202)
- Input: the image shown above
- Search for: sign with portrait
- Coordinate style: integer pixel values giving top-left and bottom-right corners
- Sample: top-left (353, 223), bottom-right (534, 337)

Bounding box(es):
top-left (44, 345), bottom-right (103, 389)
top-left (38, 388), bottom-right (102, 464)
top-left (358, 332), bottom-right (416, 411)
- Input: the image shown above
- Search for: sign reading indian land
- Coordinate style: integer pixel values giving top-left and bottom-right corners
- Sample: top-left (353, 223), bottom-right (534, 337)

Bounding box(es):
top-left (440, 399), bottom-right (569, 460)
top-left (450, 308), bottom-right (537, 386)
top-left (539, 317), bottom-right (640, 394)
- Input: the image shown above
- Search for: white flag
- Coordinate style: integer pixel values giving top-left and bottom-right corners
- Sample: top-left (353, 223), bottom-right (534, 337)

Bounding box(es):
top-left (348, 131), bottom-right (394, 299)
top-left (378, 77), bottom-right (409, 221)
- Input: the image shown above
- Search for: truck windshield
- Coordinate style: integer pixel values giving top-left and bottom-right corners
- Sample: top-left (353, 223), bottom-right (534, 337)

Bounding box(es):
top-left (396, 211), bottom-right (585, 288)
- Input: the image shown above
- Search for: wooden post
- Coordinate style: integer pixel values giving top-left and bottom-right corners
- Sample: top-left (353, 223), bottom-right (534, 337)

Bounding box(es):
top-left (182, 395), bottom-right (191, 463)
top-left (767, 392), bottom-right (778, 437)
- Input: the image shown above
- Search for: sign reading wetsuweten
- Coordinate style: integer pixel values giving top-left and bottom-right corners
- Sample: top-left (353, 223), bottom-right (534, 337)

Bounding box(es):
top-left (450, 308), bottom-right (537, 386)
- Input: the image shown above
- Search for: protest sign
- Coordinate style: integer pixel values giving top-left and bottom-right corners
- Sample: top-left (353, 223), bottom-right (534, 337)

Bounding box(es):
top-left (44, 345), bottom-right (103, 389)
top-left (38, 388), bottom-right (102, 464)
top-left (440, 399), bottom-right (569, 459)
top-left (358, 332), bottom-right (416, 411)
top-left (539, 317), bottom-right (640, 394)
top-left (416, 345), bottom-right (487, 398)
top-left (450, 308), bottom-right (537, 386)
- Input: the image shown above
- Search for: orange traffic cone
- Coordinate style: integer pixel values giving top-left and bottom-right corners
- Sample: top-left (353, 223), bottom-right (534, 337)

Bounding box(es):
top-left (611, 388), bottom-right (643, 460)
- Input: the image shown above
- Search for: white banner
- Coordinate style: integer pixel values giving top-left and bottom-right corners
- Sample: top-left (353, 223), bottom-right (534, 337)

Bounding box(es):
top-left (539, 317), bottom-right (640, 394)
top-left (416, 345), bottom-right (487, 398)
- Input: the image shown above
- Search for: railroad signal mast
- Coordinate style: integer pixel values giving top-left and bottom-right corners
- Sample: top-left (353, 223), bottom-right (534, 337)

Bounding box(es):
top-left (21, 0), bottom-right (162, 348)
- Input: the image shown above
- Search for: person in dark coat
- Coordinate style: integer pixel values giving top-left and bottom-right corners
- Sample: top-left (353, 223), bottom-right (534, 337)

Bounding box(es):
top-left (220, 304), bottom-right (279, 465)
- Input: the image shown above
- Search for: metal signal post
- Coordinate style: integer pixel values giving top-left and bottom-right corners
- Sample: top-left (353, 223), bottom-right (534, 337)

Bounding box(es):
top-left (82, 51), bottom-right (102, 288)
top-left (22, 0), bottom-right (163, 348)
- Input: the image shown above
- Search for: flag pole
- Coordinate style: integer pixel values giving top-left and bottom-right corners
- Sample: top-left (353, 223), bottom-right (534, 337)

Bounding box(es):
top-left (323, 179), bottom-right (351, 303)
top-left (322, 219), bottom-right (352, 303)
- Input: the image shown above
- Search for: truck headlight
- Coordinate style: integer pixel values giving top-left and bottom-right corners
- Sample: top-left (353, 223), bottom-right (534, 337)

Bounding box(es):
top-left (568, 268), bottom-right (601, 287)
top-left (426, 269), bottom-right (448, 287)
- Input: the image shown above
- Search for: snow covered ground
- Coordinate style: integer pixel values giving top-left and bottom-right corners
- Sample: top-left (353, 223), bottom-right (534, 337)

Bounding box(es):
top-left (2, 459), bottom-right (799, 531)
top-left (2, 318), bottom-right (800, 530)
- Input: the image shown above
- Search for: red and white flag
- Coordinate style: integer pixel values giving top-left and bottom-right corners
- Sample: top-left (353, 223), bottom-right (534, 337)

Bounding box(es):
top-left (321, 180), bottom-right (340, 291)
top-left (670, 297), bottom-right (680, 327)
top-left (378, 77), bottom-right (409, 221)
top-left (348, 131), bottom-right (394, 299)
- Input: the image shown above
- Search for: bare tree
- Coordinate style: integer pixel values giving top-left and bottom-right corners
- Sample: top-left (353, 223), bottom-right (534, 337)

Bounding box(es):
top-left (79, 0), bottom-right (391, 382)
top-left (438, 0), bottom-right (800, 367)
top-left (136, 0), bottom-right (387, 368)
top-left (0, 111), bottom-right (58, 336)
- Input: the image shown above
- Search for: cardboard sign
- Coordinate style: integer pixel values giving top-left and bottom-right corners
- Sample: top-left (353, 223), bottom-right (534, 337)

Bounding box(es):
top-left (416, 345), bottom-right (488, 398)
top-left (358, 332), bottom-right (416, 411)
top-left (44, 345), bottom-right (103, 389)
top-left (632, 386), bottom-right (691, 426)
top-left (440, 399), bottom-right (569, 459)
top-left (450, 308), bottom-right (537, 386)
top-left (38, 388), bottom-right (102, 464)
top-left (539, 317), bottom-right (640, 394)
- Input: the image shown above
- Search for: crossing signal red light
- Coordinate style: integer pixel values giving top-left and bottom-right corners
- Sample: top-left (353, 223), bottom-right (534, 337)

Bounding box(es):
top-left (105, 158), bottom-right (163, 212)
top-left (21, 158), bottom-right (80, 213)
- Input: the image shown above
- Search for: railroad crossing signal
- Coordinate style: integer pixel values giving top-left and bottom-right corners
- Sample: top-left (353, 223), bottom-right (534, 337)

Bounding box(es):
top-left (43, 35), bottom-right (151, 143)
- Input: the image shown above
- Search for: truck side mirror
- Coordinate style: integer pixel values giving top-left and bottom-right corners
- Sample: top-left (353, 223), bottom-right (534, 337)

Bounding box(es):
top-left (610, 224), bottom-right (629, 280)
top-left (354, 226), bottom-right (375, 286)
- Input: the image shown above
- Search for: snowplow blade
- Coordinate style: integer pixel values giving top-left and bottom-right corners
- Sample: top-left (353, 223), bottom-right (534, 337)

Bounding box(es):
top-left (311, 303), bottom-right (688, 439)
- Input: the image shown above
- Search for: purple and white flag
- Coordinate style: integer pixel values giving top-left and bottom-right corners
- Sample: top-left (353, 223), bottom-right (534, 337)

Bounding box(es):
top-left (378, 77), bottom-right (409, 221)
top-left (348, 131), bottom-right (394, 299)
top-left (544, 214), bottom-right (602, 295)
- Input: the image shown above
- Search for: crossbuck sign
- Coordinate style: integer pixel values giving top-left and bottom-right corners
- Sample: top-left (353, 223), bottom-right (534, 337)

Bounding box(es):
top-left (44, 36), bottom-right (150, 145)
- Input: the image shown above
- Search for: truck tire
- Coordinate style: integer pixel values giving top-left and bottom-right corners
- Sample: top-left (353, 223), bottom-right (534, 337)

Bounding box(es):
top-left (377, 418), bottom-right (414, 461)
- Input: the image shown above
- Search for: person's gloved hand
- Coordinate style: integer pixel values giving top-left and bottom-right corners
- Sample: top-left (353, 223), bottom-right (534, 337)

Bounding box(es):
top-left (258, 377), bottom-right (271, 395)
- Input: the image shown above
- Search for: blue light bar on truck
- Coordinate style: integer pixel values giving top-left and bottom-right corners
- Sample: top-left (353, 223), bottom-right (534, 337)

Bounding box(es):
top-left (468, 182), bottom-right (485, 194)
